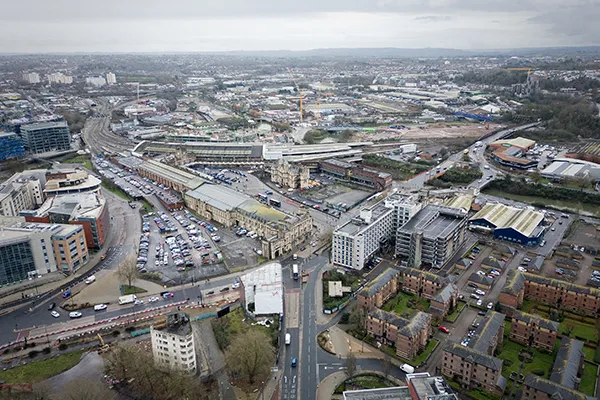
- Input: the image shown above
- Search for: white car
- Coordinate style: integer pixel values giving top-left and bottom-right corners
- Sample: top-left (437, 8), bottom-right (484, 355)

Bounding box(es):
top-left (487, 302), bottom-right (494, 309)
top-left (518, 266), bottom-right (528, 272)
top-left (134, 299), bottom-right (144, 305)
top-left (51, 311), bottom-right (60, 318)
top-left (476, 271), bottom-right (486, 276)
top-left (475, 289), bottom-right (486, 296)
top-left (69, 311), bottom-right (82, 318)
top-left (232, 282), bottom-right (240, 289)
top-left (148, 296), bottom-right (160, 303)
top-left (94, 304), bottom-right (107, 311)
top-left (476, 299), bottom-right (483, 306)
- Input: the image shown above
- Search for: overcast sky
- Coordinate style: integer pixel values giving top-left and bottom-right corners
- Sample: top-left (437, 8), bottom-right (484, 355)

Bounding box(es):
top-left (1, 0), bottom-right (598, 53)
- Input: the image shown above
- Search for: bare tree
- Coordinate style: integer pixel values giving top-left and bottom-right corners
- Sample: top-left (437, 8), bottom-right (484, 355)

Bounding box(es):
top-left (61, 379), bottom-right (113, 400)
top-left (345, 352), bottom-right (357, 378)
top-left (116, 257), bottom-right (138, 289)
top-left (382, 353), bottom-right (393, 379)
top-left (225, 329), bottom-right (275, 384)
top-left (349, 304), bottom-right (367, 336)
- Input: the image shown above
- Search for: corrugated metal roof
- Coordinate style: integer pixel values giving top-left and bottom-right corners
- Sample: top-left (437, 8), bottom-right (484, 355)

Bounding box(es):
top-left (470, 203), bottom-right (544, 237)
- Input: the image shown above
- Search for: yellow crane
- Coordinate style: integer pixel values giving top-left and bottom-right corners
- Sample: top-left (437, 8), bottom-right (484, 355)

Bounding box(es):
top-left (287, 68), bottom-right (305, 122)
top-left (506, 67), bottom-right (535, 77)
top-left (97, 333), bottom-right (110, 354)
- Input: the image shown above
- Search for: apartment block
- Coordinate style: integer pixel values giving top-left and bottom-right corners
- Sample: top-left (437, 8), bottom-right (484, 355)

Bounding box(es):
top-left (469, 311), bottom-right (505, 356)
top-left (0, 132), bottom-right (25, 161)
top-left (357, 268), bottom-right (400, 310)
top-left (367, 309), bottom-right (431, 360)
top-left (333, 194), bottom-right (420, 270)
top-left (19, 121), bottom-right (71, 155)
top-left (0, 172), bottom-right (44, 217)
top-left (500, 271), bottom-right (600, 317)
top-left (151, 312), bottom-right (196, 373)
top-left (401, 268), bottom-right (448, 299)
top-left (430, 284), bottom-right (459, 317)
top-left (396, 205), bottom-right (467, 269)
top-left (509, 311), bottom-right (558, 352)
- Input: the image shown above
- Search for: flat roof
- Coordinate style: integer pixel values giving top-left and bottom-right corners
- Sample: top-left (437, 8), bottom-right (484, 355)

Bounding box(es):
top-left (343, 386), bottom-right (412, 400)
top-left (20, 120), bottom-right (68, 131)
top-left (398, 205), bottom-right (466, 240)
top-left (492, 137), bottom-right (535, 149)
top-left (336, 201), bottom-right (394, 236)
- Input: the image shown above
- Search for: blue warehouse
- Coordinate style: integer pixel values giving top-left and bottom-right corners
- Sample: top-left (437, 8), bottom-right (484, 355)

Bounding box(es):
top-left (469, 203), bottom-right (545, 246)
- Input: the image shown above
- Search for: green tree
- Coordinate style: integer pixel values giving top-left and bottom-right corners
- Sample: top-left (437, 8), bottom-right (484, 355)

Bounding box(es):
top-left (225, 329), bottom-right (275, 384)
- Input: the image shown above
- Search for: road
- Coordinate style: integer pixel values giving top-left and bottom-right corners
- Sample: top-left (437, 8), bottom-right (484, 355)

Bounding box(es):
top-left (82, 98), bottom-right (136, 155)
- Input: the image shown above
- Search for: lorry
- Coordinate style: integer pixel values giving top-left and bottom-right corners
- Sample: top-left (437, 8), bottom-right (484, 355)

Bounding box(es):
top-left (118, 294), bottom-right (137, 305)
top-left (293, 264), bottom-right (299, 280)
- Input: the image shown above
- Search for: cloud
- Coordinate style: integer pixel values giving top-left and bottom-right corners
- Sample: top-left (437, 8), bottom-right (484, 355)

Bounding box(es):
top-left (414, 16), bottom-right (453, 22)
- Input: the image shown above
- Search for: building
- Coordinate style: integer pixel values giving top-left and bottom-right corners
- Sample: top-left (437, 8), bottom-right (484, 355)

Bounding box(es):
top-left (0, 133), bottom-right (25, 161)
top-left (239, 262), bottom-right (283, 316)
top-left (0, 220), bottom-right (89, 283)
top-left (406, 373), bottom-right (458, 400)
top-left (469, 203), bottom-right (545, 246)
top-left (366, 309), bottom-right (431, 360)
top-left (137, 160), bottom-right (205, 193)
top-left (441, 343), bottom-right (505, 396)
top-left (500, 271), bottom-right (600, 317)
top-left (333, 193), bottom-right (421, 270)
top-left (47, 72), bottom-right (73, 84)
top-left (0, 172), bottom-right (44, 217)
top-left (23, 193), bottom-right (109, 249)
top-left (319, 158), bottom-right (393, 190)
top-left (468, 311), bottom-right (505, 356)
top-left (43, 169), bottom-right (102, 196)
top-left (430, 283), bottom-right (459, 317)
top-left (106, 72), bottom-right (117, 85)
top-left (185, 184), bottom-right (312, 259)
top-left (396, 205), bottom-right (468, 269)
top-left (357, 268), bottom-right (400, 310)
top-left (489, 137), bottom-right (537, 170)
top-left (567, 142), bottom-right (600, 165)
top-left (521, 338), bottom-right (587, 400)
top-left (22, 72), bottom-right (40, 84)
top-left (270, 159), bottom-right (310, 189)
top-left (86, 76), bottom-right (106, 87)
top-left (151, 312), bottom-right (196, 373)
top-left (343, 387), bottom-right (413, 400)
top-left (512, 74), bottom-right (540, 98)
top-left (19, 121), bottom-right (71, 155)
top-left (509, 311), bottom-right (559, 352)
top-left (541, 158), bottom-right (600, 182)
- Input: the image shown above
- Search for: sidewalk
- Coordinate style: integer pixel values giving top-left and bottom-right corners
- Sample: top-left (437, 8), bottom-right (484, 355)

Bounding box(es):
top-left (327, 325), bottom-right (389, 360)
top-left (316, 371), bottom-right (346, 400)
top-left (74, 269), bottom-right (165, 305)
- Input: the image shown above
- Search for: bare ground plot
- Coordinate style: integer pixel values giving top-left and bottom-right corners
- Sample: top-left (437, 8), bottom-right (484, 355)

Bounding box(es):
top-left (564, 221), bottom-right (600, 249)
top-left (297, 184), bottom-right (371, 208)
top-left (219, 225), bottom-right (263, 273)
top-left (354, 123), bottom-right (504, 142)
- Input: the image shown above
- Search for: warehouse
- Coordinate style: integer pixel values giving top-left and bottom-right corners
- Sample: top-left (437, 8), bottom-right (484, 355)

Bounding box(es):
top-left (469, 203), bottom-right (545, 246)
top-left (541, 158), bottom-right (600, 182)
top-left (489, 137), bottom-right (537, 170)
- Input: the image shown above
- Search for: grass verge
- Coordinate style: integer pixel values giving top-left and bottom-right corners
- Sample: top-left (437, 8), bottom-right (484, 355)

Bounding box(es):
top-left (0, 350), bottom-right (83, 383)
top-left (497, 340), bottom-right (555, 380)
top-left (580, 361), bottom-right (598, 396)
top-left (123, 285), bottom-right (147, 295)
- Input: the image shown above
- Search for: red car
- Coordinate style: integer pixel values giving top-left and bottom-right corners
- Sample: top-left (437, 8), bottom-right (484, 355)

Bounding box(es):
top-left (439, 326), bottom-right (450, 334)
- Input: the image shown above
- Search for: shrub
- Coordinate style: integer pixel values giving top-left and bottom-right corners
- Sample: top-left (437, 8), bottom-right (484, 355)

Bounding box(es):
top-left (42, 347), bottom-right (51, 355)
top-left (532, 369), bottom-right (544, 376)
top-left (503, 359), bottom-right (513, 367)
top-left (125, 326), bottom-right (136, 332)
top-left (112, 330), bottom-right (120, 337)
top-left (28, 350), bottom-right (39, 358)
top-left (58, 343), bottom-right (68, 351)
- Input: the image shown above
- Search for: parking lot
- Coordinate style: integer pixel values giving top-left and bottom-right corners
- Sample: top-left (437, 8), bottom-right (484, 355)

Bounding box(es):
top-left (289, 183), bottom-right (372, 215)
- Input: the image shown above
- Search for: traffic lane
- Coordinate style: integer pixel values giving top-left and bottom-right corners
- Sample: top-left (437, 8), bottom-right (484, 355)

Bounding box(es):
top-left (317, 356), bottom-right (407, 382)
top-left (282, 327), bottom-right (300, 400)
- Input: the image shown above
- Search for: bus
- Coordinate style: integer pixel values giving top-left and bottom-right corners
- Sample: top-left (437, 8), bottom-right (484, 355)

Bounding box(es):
top-left (257, 193), bottom-right (268, 202)
top-left (292, 264), bottom-right (299, 280)
top-left (269, 198), bottom-right (281, 207)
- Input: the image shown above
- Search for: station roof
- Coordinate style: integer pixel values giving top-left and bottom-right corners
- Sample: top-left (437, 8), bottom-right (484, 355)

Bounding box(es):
top-left (138, 160), bottom-right (205, 190)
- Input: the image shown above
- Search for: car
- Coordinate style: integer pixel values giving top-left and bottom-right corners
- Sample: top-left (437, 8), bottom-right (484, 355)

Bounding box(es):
top-left (311, 241), bottom-right (317, 247)
top-left (476, 271), bottom-right (486, 276)
top-left (291, 357), bottom-right (297, 367)
top-left (94, 304), bottom-right (107, 311)
top-left (62, 290), bottom-right (71, 298)
top-left (439, 326), bottom-right (450, 334)
top-left (523, 257), bottom-right (531, 262)
top-left (475, 289), bottom-right (486, 296)
top-left (48, 302), bottom-right (56, 310)
top-left (476, 299), bottom-right (483, 306)
top-left (500, 257), bottom-right (508, 262)
top-left (490, 270), bottom-right (500, 276)
top-left (487, 302), bottom-right (494, 309)
top-left (518, 266), bottom-right (528, 272)
top-left (135, 299), bottom-right (144, 305)
top-left (220, 287), bottom-right (230, 292)
top-left (232, 282), bottom-right (240, 289)
top-left (69, 311), bottom-right (82, 318)
top-left (551, 227), bottom-right (556, 231)
top-left (478, 311), bottom-right (487, 316)
top-left (468, 283), bottom-right (478, 288)
top-left (50, 311), bottom-right (60, 318)
top-left (148, 296), bottom-right (160, 303)
top-left (207, 290), bottom-right (215, 295)
top-left (162, 292), bottom-right (174, 299)
top-left (470, 294), bottom-right (480, 300)
top-left (555, 268), bottom-right (565, 275)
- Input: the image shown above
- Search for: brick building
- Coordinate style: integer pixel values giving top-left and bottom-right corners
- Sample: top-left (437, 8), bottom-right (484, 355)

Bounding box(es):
top-left (366, 309), bottom-right (431, 360)
top-left (400, 267), bottom-right (458, 318)
top-left (509, 311), bottom-right (558, 352)
top-left (357, 268), bottom-right (399, 310)
top-left (430, 283), bottom-right (459, 317)
top-left (319, 159), bottom-right (392, 190)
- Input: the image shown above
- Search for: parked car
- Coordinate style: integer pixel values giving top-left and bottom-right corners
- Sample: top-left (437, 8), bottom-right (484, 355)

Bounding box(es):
top-left (475, 289), bottom-right (486, 296)
top-left (69, 311), bottom-right (82, 318)
top-left (439, 326), bottom-right (450, 334)
top-left (48, 302), bottom-right (56, 310)
top-left (476, 299), bottom-right (483, 306)
top-left (62, 290), bottom-right (71, 298)
top-left (487, 302), bottom-right (494, 309)
top-left (50, 311), bottom-right (60, 318)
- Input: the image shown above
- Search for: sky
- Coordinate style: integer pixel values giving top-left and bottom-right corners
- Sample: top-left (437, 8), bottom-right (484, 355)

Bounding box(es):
top-left (0, 0), bottom-right (599, 53)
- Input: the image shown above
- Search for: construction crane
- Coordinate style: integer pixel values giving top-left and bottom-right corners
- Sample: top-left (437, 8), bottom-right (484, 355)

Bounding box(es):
top-left (97, 333), bottom-right (110, 354)
top-left (287, 68), bottom-right (305, 122)
top-left (506, 67), bottom-right (535, 77)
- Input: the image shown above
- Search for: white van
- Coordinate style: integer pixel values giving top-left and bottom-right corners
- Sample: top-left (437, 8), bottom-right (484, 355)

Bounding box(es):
top-left (293, 254), bottom-right (298, 260)
top-left (285, 333), bottom-right (291, 345)
top-left (400, 363), bottom-right (415, 374)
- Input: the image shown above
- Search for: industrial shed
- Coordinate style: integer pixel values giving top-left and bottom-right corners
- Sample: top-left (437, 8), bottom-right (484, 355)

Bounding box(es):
top-left (470, 203), bottom-right (545, 246)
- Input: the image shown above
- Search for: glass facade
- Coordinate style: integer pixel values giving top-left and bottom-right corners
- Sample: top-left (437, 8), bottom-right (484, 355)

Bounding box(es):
top-left (0, 241), bottom-right (37, 285)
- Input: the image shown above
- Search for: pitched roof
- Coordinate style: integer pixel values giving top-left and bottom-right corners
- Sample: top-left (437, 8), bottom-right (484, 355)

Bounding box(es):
top-left (524, 374), bottom-right (588, 400)
top-left (433, 284), bottom-right (457, 304)
top-left (368, 309), bottom-right (430, 338)
top-left (442, 342), bottom-right (503, 371)
top-left (470, 311), bottom-right (505, 354)
top-left (360, 268), bottom-right (399, 297)
top-left (524, 272), bottom-right (600, 297)
top-left (468, 273), bottom-right (494, 286)
top-left (550, 338), bottom-right (585, 389)
top-left (402, 267), bottom-right (447, 285)
top-left (470, 203), bottom-right (544, 237)
top-left (502, 270), bottom-right (525, 296)
top-left (512, 310), bottom-right (559, 332)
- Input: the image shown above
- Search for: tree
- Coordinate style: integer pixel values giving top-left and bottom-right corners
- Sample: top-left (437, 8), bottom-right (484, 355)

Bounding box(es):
top-left (564, 321), bottom-right (576, 336)
top-left (349, 304), bottom-right (367, 336)
top-left (225, 329), bottom-right (275, 384)
top-left (345, 352), bottom-right (357, 378)
top-left (61, 379), bottom-right (113, 400)
top-left (116, 257), bottom-right (138, 289)
top-left (382, 354), bottom-right (393, 379)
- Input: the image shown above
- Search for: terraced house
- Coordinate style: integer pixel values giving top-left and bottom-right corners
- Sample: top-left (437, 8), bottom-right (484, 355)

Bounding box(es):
top-left (366, 309), bottom-right (431, 360)
top-left (500, 271), bottom-right (600, 317)
top-left (357, 268), bottom-right (400, 310)
top-left (509, 311), bottom-right (559, 352)
top-left (399, 267), bottom-right (458, 317)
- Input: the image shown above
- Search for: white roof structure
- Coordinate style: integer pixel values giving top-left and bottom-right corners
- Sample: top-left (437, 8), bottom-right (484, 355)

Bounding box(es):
top-left (241, 262), bottom-right (283, 316)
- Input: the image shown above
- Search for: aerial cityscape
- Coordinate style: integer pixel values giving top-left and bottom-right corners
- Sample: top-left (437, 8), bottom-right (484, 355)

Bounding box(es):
top-left (1, 4), bottom-right (600, 400)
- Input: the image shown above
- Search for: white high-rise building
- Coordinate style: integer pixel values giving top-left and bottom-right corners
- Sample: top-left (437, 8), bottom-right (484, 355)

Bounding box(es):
top-left (106, 72), bottom-right (116, 85)
top-left (47, 73), bottom-right (73, 85)
top-left (332, 193), bottom-right (422, 270)
top-left (86, 76), bottom-right (106, 87)
top-left (151, 312), bottom-right (196, 373)
top-left (22, 72), bottom-right (40, 84)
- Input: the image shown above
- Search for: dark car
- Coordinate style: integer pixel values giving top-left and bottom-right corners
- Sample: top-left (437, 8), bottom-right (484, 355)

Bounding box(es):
top-left (207, 290), bottom-right (215, 295)
top-left (47, 302), bottom-right (56, 310)
top-left (220, 287), bottom-right (230, 292)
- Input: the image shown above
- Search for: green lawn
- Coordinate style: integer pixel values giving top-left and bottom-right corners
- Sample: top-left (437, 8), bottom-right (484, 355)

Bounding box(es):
top-left (497, 340), bottom-right (555, 379)
top-left (123, 285), bottom-right (147, 295)
top-left (580, 362), bottom-right (598, 396)
top-left (560, 319), bottom-right (598, 343)
top-left (0, 350), bottom-right (83, 383)
top-left (62, 155), bottom-right (93, 170)
top-left (381, 291), bottom-right (429, 318)
top-left (413, 338), bottom-right (439, 366)
top-left (582, 346), bottom-right (596, 362)
top-left (445, 302), bottom-right (466, 322)
top-left (102, 181), bottom-right (131, 200)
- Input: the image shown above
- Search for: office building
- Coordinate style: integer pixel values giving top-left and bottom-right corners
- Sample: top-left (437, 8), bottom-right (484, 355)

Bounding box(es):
top-left (23, 192), bottom-right (109, 249)
top-left (0, 172), bottom-right (45, 217)
top-left (509, 311), bottom-right (559, 352)
top-left (240, 262), bottom-right (283, 316)
top-left (366, 309), bottom-right (431, 360)
top-left (19, 121), bottom-right (71, 155)
top-left (86, 76), bottom-right (106, 87)
top-left (396, 205), bottom-right (467, 269)
top-left (151, 312), bottom-right (196, 373)
top-left (319, 158), bottom-right (392, 190)
top-left (106, 72), bottom-right (117, 84)
top-left (0, 133), bottom-right (25, 161)
top-left (43, 169), bottom-right (102, 196)
top-left (185, 184), bottom-right (312, 259)
top-left (47, 72), bottom-right (73, 84)
top-left (333, 193), bottom-right (421, 270)
top-left (22, 72), bottom-right (40, 84)
top-left (270, 159), bottom-right (310, 189)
